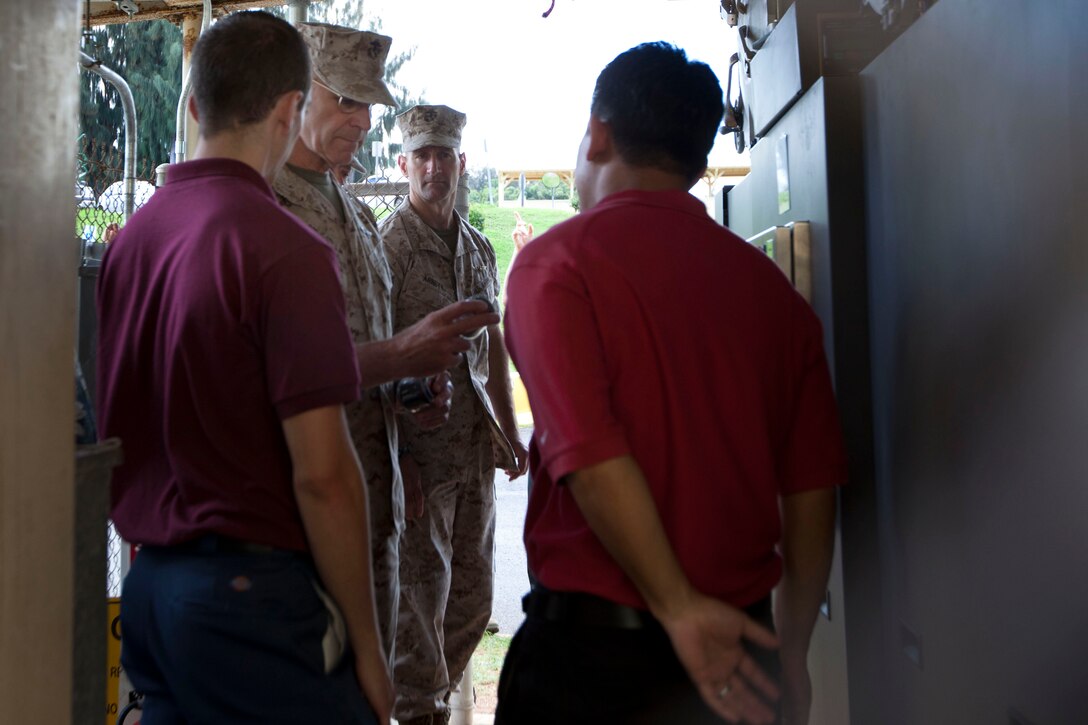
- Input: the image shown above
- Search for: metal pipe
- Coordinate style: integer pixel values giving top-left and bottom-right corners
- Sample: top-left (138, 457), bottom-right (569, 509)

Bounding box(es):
top-left (174, 64), bottom-right (193, 162)
top-left (288, 0), bottom-right (310, 24)
top-left (79, 51), bottom-right (137, 222)
top-left (174, 0), bottom-right (212, 163)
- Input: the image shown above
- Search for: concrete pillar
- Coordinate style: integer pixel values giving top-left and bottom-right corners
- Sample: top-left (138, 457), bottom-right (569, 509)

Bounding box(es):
top-left (0, 0), bottom-right (80, 722)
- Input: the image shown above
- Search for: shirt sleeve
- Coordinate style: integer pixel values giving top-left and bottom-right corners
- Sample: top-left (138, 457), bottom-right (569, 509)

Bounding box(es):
top-left (479, 234), bottom-right (502, 304)
top-left (381, 220), bottom-right (409, 311)
top-left (781, 305), bottom-right (849, 494)
top-left (261, 243), bottom-right (361, 419)
top-left (505, 253), bottom-right (629, 483)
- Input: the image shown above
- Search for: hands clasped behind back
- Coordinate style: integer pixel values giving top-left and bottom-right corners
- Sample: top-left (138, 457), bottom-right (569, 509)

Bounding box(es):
top-left (394, 299), bottom-right (499, 378)
top-left (661, 592), bottom-right (781, 724)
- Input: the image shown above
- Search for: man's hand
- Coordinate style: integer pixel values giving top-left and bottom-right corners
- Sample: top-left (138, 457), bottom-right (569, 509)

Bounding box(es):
top-left (392, 300), bottom-right (499, 378)
top-left (512, 212), bottom-right (534, 252)
top-left (400, 452), bottom-right (424, 521)
top-left (354, 647), bottom-right (394, 724)
top-left (406, 373), bottom-right (453, 430)
top-left (659, 592), bottom-right (780, 724)
top-left (567, 455), bottom-right (781, 724)
top-left (504, 436), bottom-right (529, 480)
top-left (281, 406), bottom-right (392, 723)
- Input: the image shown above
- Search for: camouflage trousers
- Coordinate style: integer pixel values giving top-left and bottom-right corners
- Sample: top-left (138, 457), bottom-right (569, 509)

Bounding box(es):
top-left (366, 466), bottom-right (403, 669)
top-left (393, 441), bottom-right (495, 721)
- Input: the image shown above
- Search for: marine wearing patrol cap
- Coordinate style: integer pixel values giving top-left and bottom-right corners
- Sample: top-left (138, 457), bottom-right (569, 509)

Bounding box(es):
top-left (297, 22), bottom-right (397, 108)
top-left (396, 105), bottom-right (467, 153)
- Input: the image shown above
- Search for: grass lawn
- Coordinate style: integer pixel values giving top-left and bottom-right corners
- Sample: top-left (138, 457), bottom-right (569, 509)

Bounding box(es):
top-left (472, 631), bottom-right (512, 714)
top-left (470, 204), bottom-right (575, 291)
top-left (76, 207), bottom-right (123, 243)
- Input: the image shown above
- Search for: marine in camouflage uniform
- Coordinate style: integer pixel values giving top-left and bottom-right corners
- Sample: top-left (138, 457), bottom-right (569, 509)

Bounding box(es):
top-left (380, 105), bottom-right (528, 725)
top-left (274, 23), bottom-right (404, 666)
top-left (275, 164), bottom-right (405, 660)
top-left (273, 24), bottom-right (497, 672)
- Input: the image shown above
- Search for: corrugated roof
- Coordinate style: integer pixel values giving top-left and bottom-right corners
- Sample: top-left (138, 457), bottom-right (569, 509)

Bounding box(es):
top-left (83, 1), bottom-right (326, 26)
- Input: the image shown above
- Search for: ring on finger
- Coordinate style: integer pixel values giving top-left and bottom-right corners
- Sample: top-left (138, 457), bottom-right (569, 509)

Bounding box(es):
top-left (718, 682), bottom-right (731, 699)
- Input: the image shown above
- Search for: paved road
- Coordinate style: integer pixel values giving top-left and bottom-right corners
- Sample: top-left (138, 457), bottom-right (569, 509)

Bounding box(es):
top-left (491, 428), bottom-right (533, 636)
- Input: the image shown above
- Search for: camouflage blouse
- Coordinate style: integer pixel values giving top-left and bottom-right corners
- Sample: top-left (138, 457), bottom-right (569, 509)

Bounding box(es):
top-left (380, 200), bottom-right (515, 470)
top-left (274, 167), bottom-right (402, 519)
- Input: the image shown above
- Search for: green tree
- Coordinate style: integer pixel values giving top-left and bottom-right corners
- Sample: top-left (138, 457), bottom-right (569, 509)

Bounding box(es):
top-left (79, 19), bottom-right (182, 194)
top-left (466, 166), bottom-right (499, 204)
top-left (523, 180), bottom-right (570, 201)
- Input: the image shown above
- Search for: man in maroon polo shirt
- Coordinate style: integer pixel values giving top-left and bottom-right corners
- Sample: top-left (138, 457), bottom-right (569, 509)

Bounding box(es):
top-left (497, 42), bottom-right (847, 725)
top-left (96, 12), bottom-right (391, 724)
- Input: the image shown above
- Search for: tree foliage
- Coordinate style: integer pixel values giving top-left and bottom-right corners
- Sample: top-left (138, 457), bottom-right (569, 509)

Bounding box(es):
top-left (524, 179), bottom-right (571, 201)
top-left (79, 19), bottom-right (182, 194)
top-left (78, 2), bottom-right (422, 195)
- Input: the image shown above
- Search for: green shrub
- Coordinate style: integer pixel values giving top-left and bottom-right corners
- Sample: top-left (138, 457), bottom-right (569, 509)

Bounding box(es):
top-left (468, 206), bottom-right (486, 232)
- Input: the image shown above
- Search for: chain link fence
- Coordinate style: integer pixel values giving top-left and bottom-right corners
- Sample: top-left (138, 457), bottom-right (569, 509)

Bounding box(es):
top-left (77, 135), bottom-right (161, 596)
top-left (77, 136), bottom-right (160, 251)
top-left (343, 167), bottom-right (409, 220)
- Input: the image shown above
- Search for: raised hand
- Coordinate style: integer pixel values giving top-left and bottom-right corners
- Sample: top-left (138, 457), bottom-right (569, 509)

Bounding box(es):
top-left (512, 212), bottom-right (534, 252)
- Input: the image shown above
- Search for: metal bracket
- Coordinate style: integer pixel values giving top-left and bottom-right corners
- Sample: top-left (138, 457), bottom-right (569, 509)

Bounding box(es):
top-left (720, 0), bottom-right (738, 27)
top-left (113, 0), bottom-right (139, 16)
top-left (719, 53), bottom-right (746, 153)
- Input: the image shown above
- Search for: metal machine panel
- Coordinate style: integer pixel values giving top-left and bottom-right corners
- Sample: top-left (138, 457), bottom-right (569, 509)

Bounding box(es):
top-left (727, 0), bottom-right (884, 149)
top-left (727, 76), bottom-right (871, 725)
top-left (861, 1), bottom-right (1088, 722)
top-left (745, 222), bottom-right (813, 303)
top-left (748, 3), bottom-right (804, 139)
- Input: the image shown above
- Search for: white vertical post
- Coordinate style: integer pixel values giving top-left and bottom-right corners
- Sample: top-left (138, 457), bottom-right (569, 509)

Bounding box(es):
top-left (448, 656), bottom-right (474, 725)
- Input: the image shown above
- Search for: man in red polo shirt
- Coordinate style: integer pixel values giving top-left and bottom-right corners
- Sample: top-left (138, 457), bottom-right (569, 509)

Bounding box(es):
top-left (97, 12), bottom-right (391, 724)
top-left (497, 42), bottom-right (846, 725)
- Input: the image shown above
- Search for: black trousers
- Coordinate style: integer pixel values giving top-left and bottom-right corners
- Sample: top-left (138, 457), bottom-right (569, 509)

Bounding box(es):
top-left (495, 589), bottom-right (780, 725)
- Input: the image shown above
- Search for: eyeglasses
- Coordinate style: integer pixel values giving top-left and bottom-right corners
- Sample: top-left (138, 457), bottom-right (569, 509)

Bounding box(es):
top-left (312, 79), bottom-right (370, 115)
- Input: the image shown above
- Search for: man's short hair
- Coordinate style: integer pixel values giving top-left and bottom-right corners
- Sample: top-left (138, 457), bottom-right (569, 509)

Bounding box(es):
top-left (591, 42), bottom-right (724, 183)
top-left (190, 11), bottom-right (311, 137)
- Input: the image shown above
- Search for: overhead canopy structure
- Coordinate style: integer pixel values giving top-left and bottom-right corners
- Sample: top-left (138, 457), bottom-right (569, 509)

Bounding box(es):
top-left (82, 0), bottom-right (324, 26)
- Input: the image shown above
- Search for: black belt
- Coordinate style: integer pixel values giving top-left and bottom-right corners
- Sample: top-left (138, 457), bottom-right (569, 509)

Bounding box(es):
top-left (523, 588), bottom-right (658, 630)
top-left (524, 587), bottom-right (772, 631)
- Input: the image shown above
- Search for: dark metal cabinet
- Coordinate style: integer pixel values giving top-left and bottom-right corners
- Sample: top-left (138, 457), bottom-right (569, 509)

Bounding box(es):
top-left (726, 76), bottom-right (877, 725)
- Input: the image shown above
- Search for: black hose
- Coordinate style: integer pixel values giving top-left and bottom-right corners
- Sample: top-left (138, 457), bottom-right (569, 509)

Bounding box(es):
top-left (116, 693), bottom-right (142, 725)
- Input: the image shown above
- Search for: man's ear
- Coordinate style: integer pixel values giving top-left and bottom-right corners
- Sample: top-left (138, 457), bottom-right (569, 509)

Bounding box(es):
top-left (397, 154), bottom-right (408, 175)
top-left (187, 94), bottom-right (200, 124)
top-left (585, 115), bottom-right (613, 163)
top-left (271, 90), bottom-right (305, 132)
top-left (458, 152), bottom-right (467, 176)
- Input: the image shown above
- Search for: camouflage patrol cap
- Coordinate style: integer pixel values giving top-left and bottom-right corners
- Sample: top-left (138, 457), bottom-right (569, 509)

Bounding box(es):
top-left (297, 22), bottom-right (397, 108)
top-left (397, 105), bottom-right (467, 153)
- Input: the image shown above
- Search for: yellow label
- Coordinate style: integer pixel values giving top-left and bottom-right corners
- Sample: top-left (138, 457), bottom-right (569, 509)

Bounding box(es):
top-left (106, 597), bottom-right (122, 725)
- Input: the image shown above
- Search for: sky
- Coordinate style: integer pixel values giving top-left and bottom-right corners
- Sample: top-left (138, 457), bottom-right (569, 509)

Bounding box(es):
top-left (353, 0), bottom-right (749, 173)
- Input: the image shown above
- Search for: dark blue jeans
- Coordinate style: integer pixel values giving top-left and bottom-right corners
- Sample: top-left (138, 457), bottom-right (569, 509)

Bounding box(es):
top-left (121, 542), bottom-right (377, 724)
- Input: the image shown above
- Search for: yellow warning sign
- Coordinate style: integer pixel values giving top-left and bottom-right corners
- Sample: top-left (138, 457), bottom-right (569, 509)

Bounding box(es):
top-left (107, 597), bottom-right (122, 725)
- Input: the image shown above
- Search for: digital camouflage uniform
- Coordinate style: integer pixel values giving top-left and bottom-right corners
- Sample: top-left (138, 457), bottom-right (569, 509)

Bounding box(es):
top-left (381, 200), bottom-right (515, 721)
top-left (274, 167), bottom-right (403, 665)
